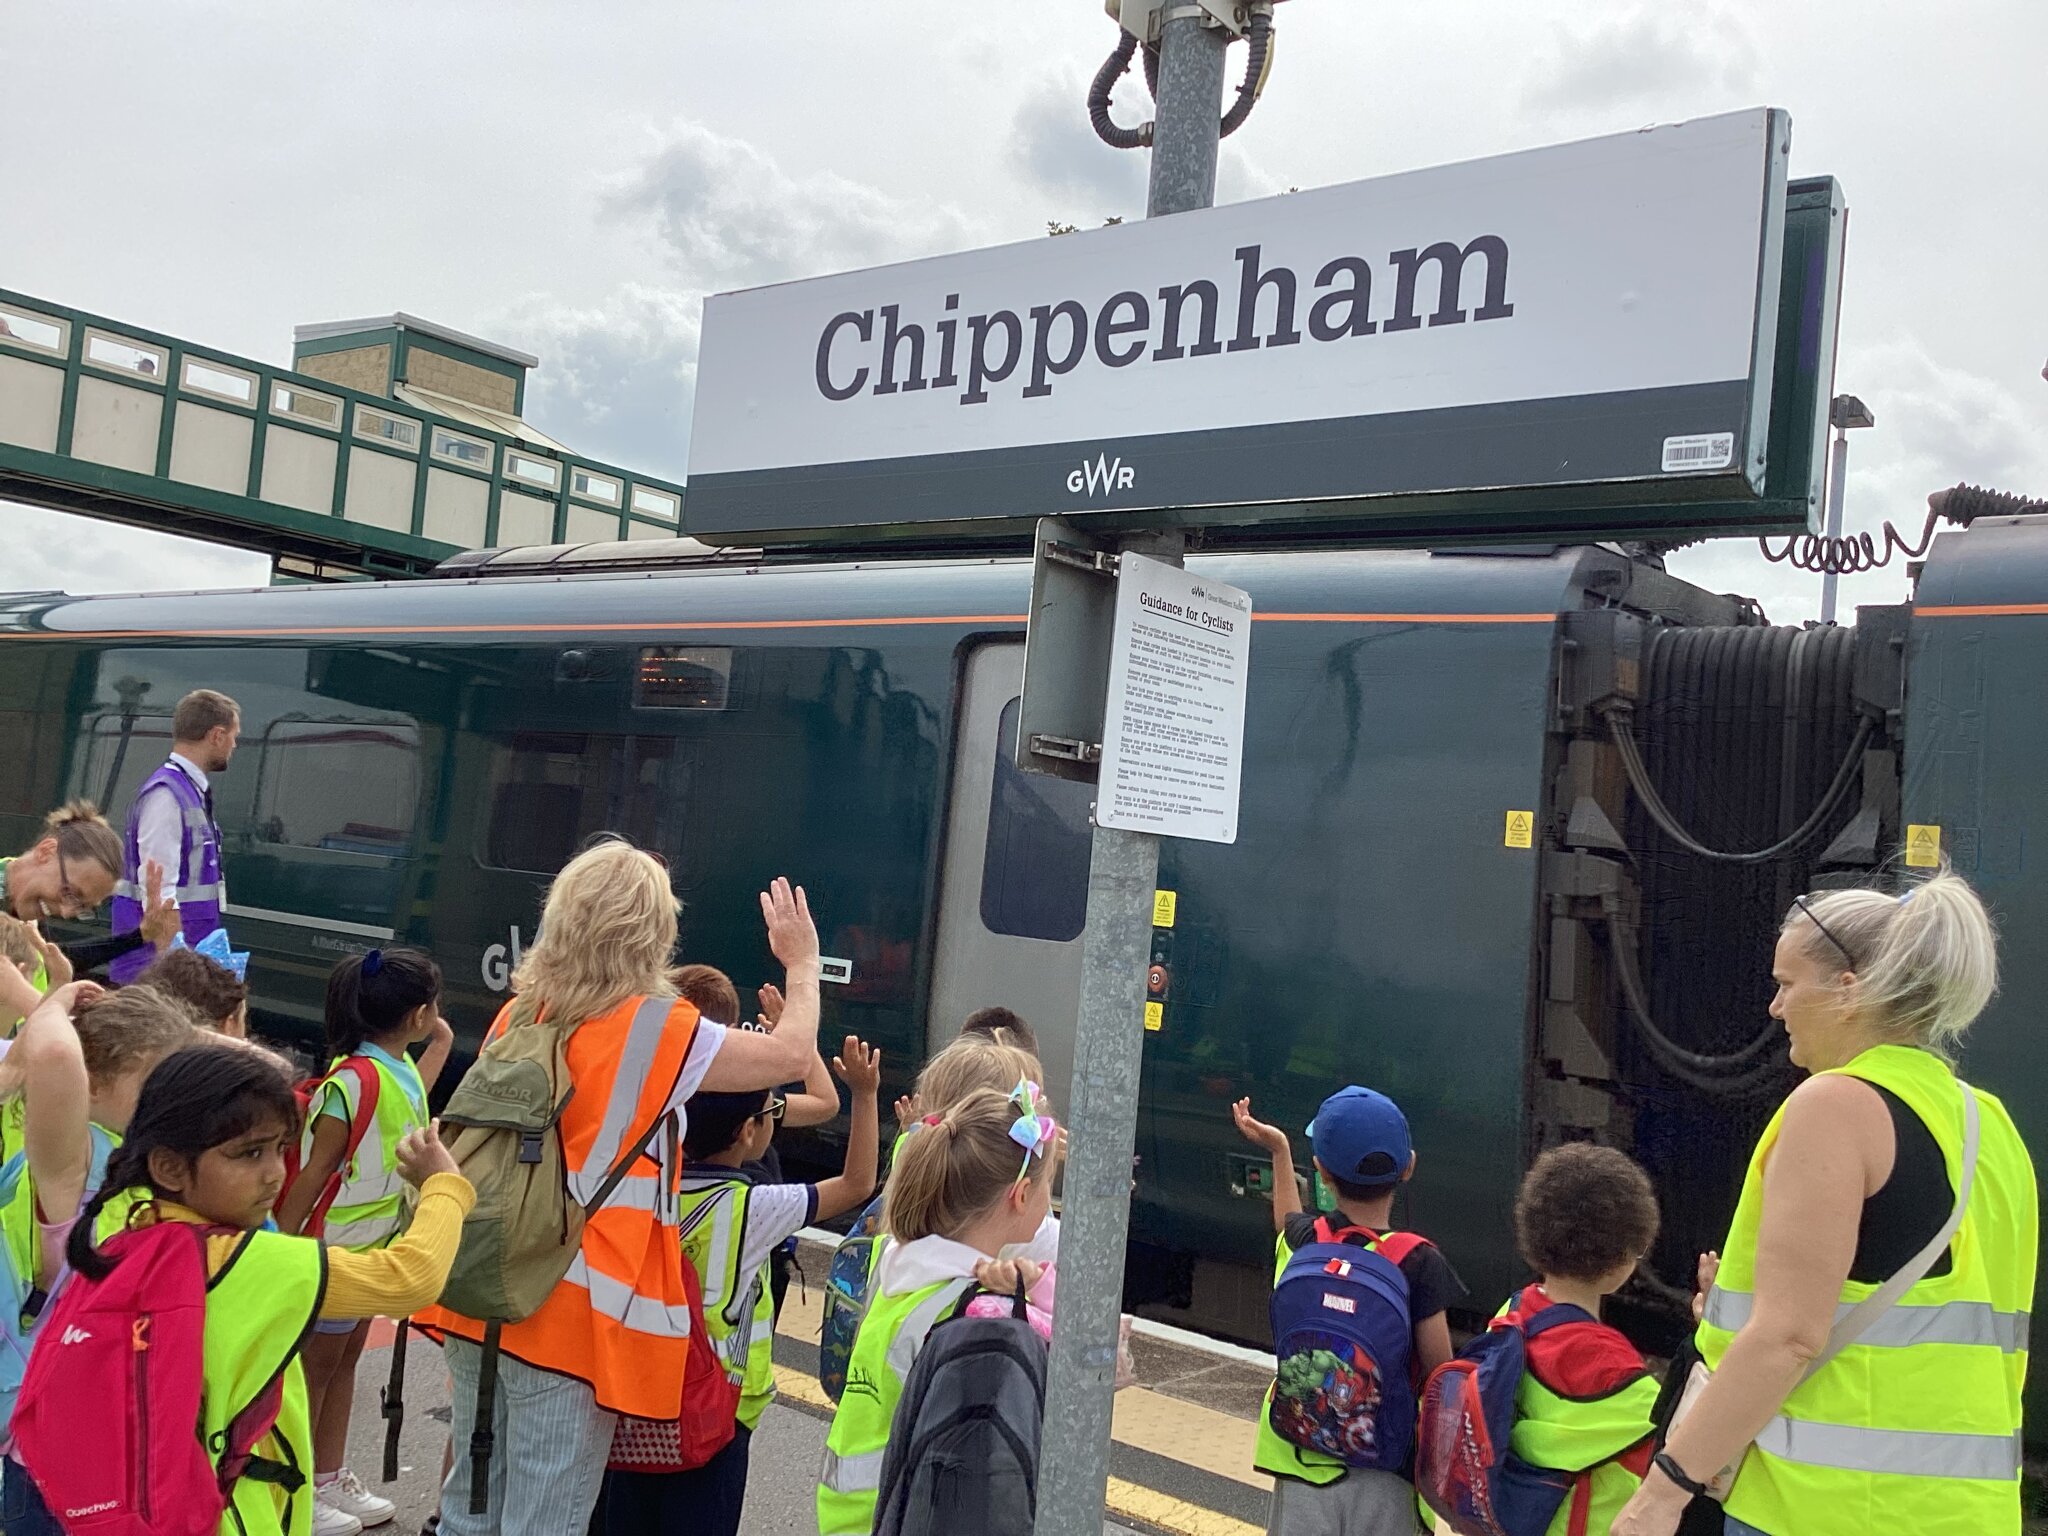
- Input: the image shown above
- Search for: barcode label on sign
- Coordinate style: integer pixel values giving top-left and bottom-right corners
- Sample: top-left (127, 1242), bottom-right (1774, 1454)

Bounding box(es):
top-left (1662, 433), bottom-right (1736, 472)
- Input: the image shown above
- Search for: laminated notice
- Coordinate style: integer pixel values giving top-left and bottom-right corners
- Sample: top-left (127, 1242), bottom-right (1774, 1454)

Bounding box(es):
top-left (1662, 432), bottom-right (1736, 472)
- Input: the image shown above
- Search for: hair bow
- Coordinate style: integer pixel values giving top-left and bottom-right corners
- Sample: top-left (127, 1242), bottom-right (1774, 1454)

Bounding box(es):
top-left (175, 927), bottom-right (250, 982)
top-left (1008, 1079), bottom-right (1058, 1180)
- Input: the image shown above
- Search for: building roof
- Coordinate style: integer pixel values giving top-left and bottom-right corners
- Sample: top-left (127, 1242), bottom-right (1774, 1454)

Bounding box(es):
top-left (293, 313), bottom-right (539, 370)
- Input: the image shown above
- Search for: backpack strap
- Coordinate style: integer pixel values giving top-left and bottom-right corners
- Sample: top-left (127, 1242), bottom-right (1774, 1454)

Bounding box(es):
top-left (305, 1057), bottom-right (383, 1238)
top-left (1371, 1231), bottom-right (1429, 1267)
top-left (583, 1108), bottom-right (676, 1217)
top-left (1517, 1300), bottom-right (1597, 1340)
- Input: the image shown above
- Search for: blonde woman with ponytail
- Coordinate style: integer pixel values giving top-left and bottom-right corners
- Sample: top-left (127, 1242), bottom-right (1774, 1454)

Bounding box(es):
top-left (1614, 869), bottom-right (2037, 1536)
top-left (818, 1082), bottom-right (1060, 1536)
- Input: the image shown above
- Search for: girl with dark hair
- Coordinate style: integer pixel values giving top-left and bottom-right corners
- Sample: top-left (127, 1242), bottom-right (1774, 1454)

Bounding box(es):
top-left (274, 947), bottom-right (453, 1535)
top-left (10, 1046), bottom-right (473, 1536)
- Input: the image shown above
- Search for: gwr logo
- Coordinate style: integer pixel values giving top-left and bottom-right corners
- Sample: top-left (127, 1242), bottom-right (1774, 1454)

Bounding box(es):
top-left (1067, 453), bottom-right (1135, 496)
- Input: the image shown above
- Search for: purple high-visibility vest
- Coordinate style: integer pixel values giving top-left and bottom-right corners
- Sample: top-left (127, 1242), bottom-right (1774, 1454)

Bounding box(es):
top-left (110, 761), bottom-right (225, 983)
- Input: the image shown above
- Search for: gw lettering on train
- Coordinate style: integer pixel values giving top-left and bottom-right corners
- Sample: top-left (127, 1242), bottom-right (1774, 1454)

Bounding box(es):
top-left (812, 236), bottom-right (1516, 406)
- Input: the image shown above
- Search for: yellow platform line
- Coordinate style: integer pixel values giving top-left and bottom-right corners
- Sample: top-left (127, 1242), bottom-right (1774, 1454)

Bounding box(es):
top-left (1105, 1478), bottom-right (1264, 1536)
top-left (773, 1356), bottom-right (1271, 1536)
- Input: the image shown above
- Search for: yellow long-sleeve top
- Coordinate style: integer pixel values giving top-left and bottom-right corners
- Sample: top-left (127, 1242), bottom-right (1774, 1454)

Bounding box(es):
top-left (160, 1171), bottom-right (475, 1312)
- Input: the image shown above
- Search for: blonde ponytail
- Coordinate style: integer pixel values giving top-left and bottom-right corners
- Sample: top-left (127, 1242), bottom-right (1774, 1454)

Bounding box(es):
top-left (1788, 868), bottom-right (1998, 1058)
top-left (884, 1085), bottom-right (1056, 1243)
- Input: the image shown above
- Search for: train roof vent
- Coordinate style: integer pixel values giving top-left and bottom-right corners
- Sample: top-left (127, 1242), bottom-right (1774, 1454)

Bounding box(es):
top-left (431, 540), bottom-right (765, 578)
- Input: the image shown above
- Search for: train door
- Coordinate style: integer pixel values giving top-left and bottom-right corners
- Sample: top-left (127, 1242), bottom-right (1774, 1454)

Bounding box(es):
top-left (928, 643), bottom-right (1092, 1110)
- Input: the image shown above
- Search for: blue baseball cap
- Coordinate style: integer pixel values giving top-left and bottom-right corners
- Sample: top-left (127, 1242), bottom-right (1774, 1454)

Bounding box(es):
top-left (1306, 1086), bottom-right (1413, 1187)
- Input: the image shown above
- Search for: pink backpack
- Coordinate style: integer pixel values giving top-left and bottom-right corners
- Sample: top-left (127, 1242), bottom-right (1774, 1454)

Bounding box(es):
top-left (12, 1222), bottom-right (301, 1535)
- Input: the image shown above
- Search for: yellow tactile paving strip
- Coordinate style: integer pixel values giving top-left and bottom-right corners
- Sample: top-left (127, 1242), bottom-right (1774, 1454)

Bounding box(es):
top-left (1111, 1387), bottom-right (1268, 1490)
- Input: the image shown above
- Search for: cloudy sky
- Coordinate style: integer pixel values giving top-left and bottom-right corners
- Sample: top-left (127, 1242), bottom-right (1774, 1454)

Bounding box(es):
top-left (3, 0), bottom-right (2043, 619)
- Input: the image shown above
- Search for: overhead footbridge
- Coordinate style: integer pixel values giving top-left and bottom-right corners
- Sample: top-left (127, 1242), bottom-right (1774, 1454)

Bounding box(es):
top-left (0, 289), bottom-right (689, 580)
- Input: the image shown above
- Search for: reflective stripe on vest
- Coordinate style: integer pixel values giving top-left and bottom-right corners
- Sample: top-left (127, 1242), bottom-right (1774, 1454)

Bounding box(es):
top-left (416, 993), bottom-right (700, 1421)
top-left (1703, 1286), bottom-right (2031, 1353)
top-left (676, 1175), bottom-right (778, 1426)
top-left (307, 1056), bottom-right (423, 1252)
top-left (817, 1277), bottom-right (974, 1532)
top-left (111, 763), bottom-right (225, 984)
top-left (1696, 1044), bottom-right (2037, 1535)
top-left (202, 1228), bottom-right (326, 1536)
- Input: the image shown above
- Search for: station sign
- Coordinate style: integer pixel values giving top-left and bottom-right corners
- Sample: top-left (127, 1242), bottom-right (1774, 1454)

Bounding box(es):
top-left (685, 109), bottom-right (1799, 547)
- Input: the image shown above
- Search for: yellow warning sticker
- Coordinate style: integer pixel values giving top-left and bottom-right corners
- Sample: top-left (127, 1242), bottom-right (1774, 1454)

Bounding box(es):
top-left (1152, 890), bottom-right (1178, 928)
top-left (1905, 824), bottom-right (1942, 869)
top-left (1144, 1002), bottom-right (1165, 1032)
top-left (1504, 811), bottom-right (1535, 849)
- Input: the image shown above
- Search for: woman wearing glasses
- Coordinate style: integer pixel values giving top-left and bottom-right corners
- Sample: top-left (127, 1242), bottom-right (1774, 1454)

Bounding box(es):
top-left (0, 800), bottom-right (179, 999)
top-left (418, 837), bottom-right (827, 1536)
top-left (1613, 870), bottom-right (2036, 1536)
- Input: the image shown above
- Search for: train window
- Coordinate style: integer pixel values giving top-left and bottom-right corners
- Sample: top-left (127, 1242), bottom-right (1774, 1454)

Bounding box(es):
top-left (68, 714), bottom-right (177, 821)
top-left (479, 732), bottom-right (686, 875)
top-left (980, 698), bottom-right (1092, 943)
top-left (634, 647), bottom-right (731, 710)
top-left (250, 721), bottom-right (420, 855)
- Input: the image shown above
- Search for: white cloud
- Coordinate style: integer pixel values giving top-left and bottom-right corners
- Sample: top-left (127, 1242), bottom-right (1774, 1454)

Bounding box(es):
top-left (603, 121), bottom-right (986, 292)
top-left (503, 284), bottom-right (701, 480)
top-left (1665, 337), bottom-right (2048, 623)
top-left (1523, 8), bottom-right (1762, 116)
top-left (0, 506), bottom-right (268, 595)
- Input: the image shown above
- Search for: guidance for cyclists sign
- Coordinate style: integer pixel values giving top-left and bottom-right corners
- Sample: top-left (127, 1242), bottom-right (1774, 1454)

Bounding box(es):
top-left (686, 109), bottom-right (1793, 546)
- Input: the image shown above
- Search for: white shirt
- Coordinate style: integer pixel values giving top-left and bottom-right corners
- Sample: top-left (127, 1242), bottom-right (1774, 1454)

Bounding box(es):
top-left (664, 1019), bottom-right (728, 1121)
top-left (133, 753), bottom-right (221, 902)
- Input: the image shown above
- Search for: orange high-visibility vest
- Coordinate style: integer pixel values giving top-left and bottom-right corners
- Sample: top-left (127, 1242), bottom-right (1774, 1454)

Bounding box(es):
top-left (419, 992), bottom-right (701, 1420)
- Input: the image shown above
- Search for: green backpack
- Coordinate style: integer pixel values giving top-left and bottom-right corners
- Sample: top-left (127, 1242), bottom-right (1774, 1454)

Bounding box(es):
top-left (424, 994), bottom-right (670, 1514)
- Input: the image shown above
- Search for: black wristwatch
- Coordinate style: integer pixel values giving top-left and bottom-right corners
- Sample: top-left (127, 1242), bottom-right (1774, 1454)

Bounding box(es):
top-left (1653, 1450), bottom-right (1709, 1498)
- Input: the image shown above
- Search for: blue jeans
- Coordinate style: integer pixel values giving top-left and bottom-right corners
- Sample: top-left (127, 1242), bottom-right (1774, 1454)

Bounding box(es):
top-left (0, 1463), bottom-right (62, 1536)
top-left (1725, 1518), bottom-right (1770, 1536)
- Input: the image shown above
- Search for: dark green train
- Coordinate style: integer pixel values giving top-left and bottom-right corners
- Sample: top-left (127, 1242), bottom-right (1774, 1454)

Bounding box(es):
top-left (1, 519), bottom-right (2041, 1367)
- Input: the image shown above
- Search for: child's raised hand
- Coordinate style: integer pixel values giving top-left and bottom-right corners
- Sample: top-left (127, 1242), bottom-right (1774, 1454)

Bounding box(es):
top-left (894, 1094), bottom-right (919, 1133)
top-left (396, 1119), bottom-right (461, 1186)
top-left (756, 983), bottom-right (786, 1027)
top-left (1231, 1096), bottom-right (1289, 1156)
top-left (32, 980), bottom-right (103, 1023)
top-left (832, 1036), bottom-right (881, 1094)
top-left (973, 1256), bottom-right (1044, 1298)
top-left (139, 860), bottom-right (181, 951)
top-left (24, 922), bottom-right (73, 992)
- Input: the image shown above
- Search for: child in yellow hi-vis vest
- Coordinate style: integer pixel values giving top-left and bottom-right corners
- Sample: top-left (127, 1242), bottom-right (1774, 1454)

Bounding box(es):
top-left (1488, 1145), bottom-right (1663, 1536)
top-left (274, 948), bottom-right (453, 1536)
top-left (16, 1044), bottom-right (473, 1536)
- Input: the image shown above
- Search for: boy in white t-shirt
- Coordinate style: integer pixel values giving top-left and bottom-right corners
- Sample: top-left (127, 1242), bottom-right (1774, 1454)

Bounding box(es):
top-left (597, 1035), bottom-right (882, 1536)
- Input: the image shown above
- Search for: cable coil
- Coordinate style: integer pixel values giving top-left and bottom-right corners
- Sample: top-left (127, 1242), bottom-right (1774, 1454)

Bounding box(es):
top-left (1088, 6), bottom-right (1275, 151)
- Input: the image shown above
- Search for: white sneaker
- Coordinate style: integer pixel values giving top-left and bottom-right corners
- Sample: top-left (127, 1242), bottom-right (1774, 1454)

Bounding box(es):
top-left (319, 1467), bottom-right (395, 1528)
top-left (312, 1501), bottom-right (364, 1536)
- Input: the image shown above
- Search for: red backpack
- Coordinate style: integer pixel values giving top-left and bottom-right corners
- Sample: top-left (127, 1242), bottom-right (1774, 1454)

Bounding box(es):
top-left (12, 1223), bottom-right (303, 1536)
top-left (606, 1252), bottom-right (740, 1473)
top-left (280, 1057), bottom-right (380, 1238)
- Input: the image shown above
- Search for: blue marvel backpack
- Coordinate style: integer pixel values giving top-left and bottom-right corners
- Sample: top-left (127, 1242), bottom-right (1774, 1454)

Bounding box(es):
top-left (819, 1185), bottom-right (889, 1404)
top-left (1267, 1219), bottom-right (1427, 1470)
top-left (1415, 1290), bottom-right (1592, 1536)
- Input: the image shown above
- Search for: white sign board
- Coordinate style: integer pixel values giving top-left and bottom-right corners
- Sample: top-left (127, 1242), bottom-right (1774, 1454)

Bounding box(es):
top-left (1096, 555), bottom-right (1251, 844)
top-left (686, 110), bottom-right (1790, 545)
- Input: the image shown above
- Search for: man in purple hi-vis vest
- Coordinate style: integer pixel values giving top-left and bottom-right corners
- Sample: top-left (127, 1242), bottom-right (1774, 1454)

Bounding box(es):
top-left (110, 689), bottom-right (240, 984)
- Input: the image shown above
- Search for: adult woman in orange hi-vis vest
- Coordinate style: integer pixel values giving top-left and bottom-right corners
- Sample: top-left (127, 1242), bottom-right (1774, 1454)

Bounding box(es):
top-left (418, 838), bottom-right (826, 1536)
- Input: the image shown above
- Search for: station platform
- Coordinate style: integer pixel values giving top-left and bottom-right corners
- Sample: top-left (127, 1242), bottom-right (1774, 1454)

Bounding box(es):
top-left (354, 1231), bottom-right (1277, 1536)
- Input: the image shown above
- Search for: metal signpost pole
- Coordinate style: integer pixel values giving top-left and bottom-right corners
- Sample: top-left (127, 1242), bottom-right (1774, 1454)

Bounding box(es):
top-left (1033, 11), bottom-right (1222, 1536)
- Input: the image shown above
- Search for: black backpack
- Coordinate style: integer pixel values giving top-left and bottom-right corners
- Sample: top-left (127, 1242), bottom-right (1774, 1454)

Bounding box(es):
top-left (873, 1286), bottom-right (1047, 1536)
